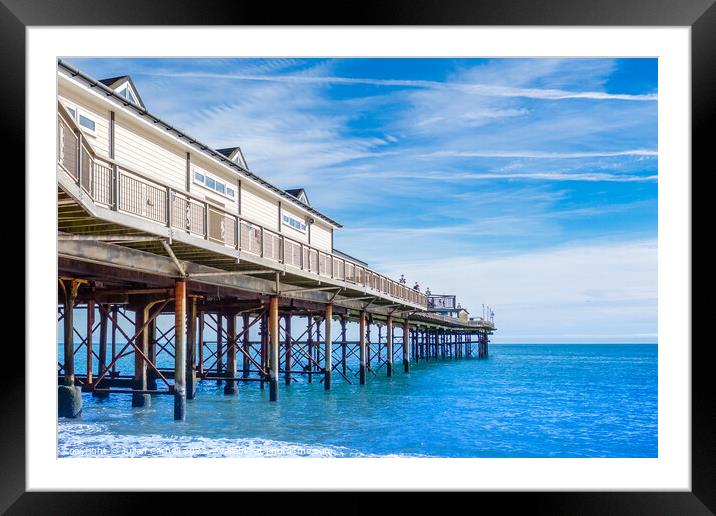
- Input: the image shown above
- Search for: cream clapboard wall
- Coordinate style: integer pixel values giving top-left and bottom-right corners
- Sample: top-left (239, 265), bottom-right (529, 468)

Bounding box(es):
top-left (58, 88), bottom-right (111, 159)
top-left (280, 204), bottom-right (309, 244)
top-left (190, 152), bottom-right (240, 213)
top-left (241, 182), bottom-right (280, 232)
top-left (310, 220), bottom-right (333, 252)
top-left (279, 205), bottom-right (333, 253)
top-left (60, 73), bottom-right (336, 254)
top-left (113, 111), bottom-right (187, 192)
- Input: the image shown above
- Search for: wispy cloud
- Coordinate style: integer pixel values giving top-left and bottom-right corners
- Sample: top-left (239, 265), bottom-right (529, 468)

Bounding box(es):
top-left (65, 57), bottom-right (658, 343)
top-left (418, 149), bottom-right (658, 159)
top-left (142, 70), bottom-right (658, 101)
top-left (375, 238), bottom-right (658, 343)
top-left (342, 170), bottom-right (657, 183)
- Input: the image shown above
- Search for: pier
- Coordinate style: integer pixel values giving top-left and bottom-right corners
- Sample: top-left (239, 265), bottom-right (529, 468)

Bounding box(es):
top-left (56, 60), bottom-right (496, 420)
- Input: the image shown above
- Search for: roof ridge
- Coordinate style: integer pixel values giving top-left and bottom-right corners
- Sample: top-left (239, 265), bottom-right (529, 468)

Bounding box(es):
top-left (58, 59), bottom-right (341, 228)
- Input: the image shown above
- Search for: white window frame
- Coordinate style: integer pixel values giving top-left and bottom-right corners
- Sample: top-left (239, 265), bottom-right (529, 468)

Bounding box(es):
top-left (115, 82), bottom-right (140, 106)
top-left (282, 213), bottom-right (307, 234)
top-left (193, 167), bottom-right (236, 201)
top-left (62, 101), bottom-right (97, 137)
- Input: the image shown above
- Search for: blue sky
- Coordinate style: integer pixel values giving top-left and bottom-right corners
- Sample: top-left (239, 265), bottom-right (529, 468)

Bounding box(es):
top-left (63, 57), bottom-right (658, 343)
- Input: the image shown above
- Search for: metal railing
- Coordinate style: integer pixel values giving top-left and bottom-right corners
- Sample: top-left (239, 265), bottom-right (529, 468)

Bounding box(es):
top-left (57, 105), bottom-right (428, 309)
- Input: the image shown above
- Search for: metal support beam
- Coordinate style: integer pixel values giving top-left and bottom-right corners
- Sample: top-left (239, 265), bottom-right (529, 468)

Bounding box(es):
top-left (242, 313), bottom-right (250, 379)
top-left (284, 314), bottom-right (292, 385)
top-left (161, 240), bottom-right (186, 277)
top-left (386, 315), bottom-right (393, 377)
top-left (403, 319), bottom-right (410, 373)
top-left (198, 310), bottom-right (205, 376)
top-left (307, 315), bottom-right (314, 384)
top-left (216, 314), bottom-right (224, 384)
top-left (359, 310), bottom-right (367, 385)
top-left (187, 296), bottom-right (197, 399)
top-left (340, 315), bottom-right (347, 377)
top-left (324, 304), bottom-right (333, 390)
top-left (86, 299), bottom-right (95, 385)
top-left (58, 234), bottom-right (161, 242)
top-left (188, 269), bottom-right (274, 278)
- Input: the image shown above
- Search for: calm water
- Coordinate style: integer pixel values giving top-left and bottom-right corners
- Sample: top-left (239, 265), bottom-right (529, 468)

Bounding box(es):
top-left (58, 344), bottom-right (657, 458)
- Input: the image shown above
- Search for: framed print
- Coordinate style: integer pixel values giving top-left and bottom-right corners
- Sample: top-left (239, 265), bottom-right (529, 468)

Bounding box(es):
top-left (4, 0), bottom-right (709, 512)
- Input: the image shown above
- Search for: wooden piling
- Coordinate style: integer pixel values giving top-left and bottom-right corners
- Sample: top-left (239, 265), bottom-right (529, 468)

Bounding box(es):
top-left (224, 311), bottom-right (237, 395)
top-left (268, 296), bottom-right (279, 401)
top-left (58, 279), bottom-right (82, 418)
top-left (324, 304), bottom-right (332, 390)
top-left (132, 300), bottom-right (150, 408)
top-left (386, 316), bottom-right (393, 377)
top-left (174, 279), bottom-right (187, 420)
top-left (61, 284), bottom-right (76, 387)
top-left (359, 310), bottom-right (366, 385)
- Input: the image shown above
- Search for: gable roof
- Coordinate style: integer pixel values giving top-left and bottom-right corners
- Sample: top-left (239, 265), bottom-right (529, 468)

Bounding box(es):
top-left (285, 188), bottom-right (310, 205)
top-left (98, 75), bottom-right (146, 109)
top-left (217, 147), bottom-right (239, 158)
top-left (217, 146), bottom-right (249, 170)
top-left (58, 59), bottom-right (341, 228)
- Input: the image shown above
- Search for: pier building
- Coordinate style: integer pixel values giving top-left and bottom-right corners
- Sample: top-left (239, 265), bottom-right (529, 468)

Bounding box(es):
top-left (56, 60), bottom-right (496, 419)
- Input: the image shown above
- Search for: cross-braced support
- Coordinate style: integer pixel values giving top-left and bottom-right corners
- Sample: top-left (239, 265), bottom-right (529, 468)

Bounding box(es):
top-left (58, 278), bottom-right (82, 418)
top-left (224, 310), bottom-right (238, 395)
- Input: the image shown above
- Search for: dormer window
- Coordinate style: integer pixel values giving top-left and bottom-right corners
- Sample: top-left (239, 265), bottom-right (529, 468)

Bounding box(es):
top-left (99, 75), bottom-right (146, 109)
top-left (116, 83), bottom-right (138, 105)
top-left (216, 146), bottom-right (249, 171)
top-left (285, 188), bottom-right (310, 206)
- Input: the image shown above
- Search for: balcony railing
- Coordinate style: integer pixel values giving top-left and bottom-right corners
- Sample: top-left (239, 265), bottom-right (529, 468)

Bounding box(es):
top-left (57, 105), bottom-right (428, 309)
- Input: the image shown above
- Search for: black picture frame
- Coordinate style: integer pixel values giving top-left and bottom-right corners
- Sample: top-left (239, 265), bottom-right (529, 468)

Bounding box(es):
top-left (4, 0), bottom-right (707, 512)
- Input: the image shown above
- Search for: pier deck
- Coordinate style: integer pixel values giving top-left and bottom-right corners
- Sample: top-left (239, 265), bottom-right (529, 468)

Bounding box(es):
top-left (56, 68), bottom-right (495, 420)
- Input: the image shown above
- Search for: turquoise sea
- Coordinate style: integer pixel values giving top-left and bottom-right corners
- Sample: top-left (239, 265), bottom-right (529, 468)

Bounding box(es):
top-left (57, 344), bottom-right (657, 458)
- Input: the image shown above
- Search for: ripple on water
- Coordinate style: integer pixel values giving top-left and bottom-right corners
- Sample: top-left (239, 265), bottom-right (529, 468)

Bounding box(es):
top-left (57, 344), bottom-right (657, 458)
